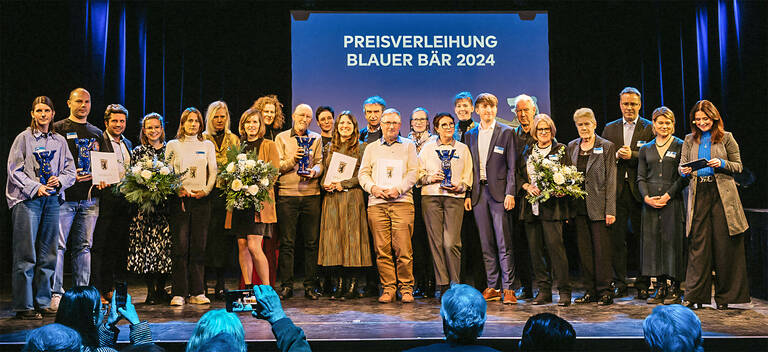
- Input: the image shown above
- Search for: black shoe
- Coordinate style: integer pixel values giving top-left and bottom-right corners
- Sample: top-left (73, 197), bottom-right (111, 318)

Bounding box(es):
top-left (646, 285), bottom-right (667, 305)
top-left (613, 286), bottom-right (628, 298)
top-left (15, 310), bottom-right (42, 320)
top-left (304, 288), bottom-right (320, 300)
top-left (278, 286), bottom-right (293, 300)
top-left (663, 285), bottom-right (682, 305)
top-left (329, 277), bottom-right (343, 300)
top-left (155, 288), bottom-right (172, 303)
top-left (363, 284), bottom-right (379, 297)
top-left (37, 307), bottom-right (57, 317)
top-left (558, 293), bottom-right (572, 307)
top-left (717, 303), bottom-right (729, 310)
top-left (144, 290), bottom-right (157, 305)
top-left (681, 300), bottom-right (702, 309)
top-left (636, 288), bottom-right (651, 300)
top-left (531, 291), bottom-right (553, 305)
top-left (597, 294), bottom-right (614, 306)
top-left (425, 279), bottom-right (436, 298)
top-left (517, 286), bottom-right (534, 300)
top-left (344, 277), bottom-right (358, 300)
top-left (412, 286), bottom-right (426, 298)
top-left (574, 293), bottom-right (597, 304)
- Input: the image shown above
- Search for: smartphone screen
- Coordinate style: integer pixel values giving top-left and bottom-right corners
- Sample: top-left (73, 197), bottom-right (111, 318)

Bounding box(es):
top-left (115, 281), bottom-right (127, 308)
top-left (225, 289), bottom-right (259, 313)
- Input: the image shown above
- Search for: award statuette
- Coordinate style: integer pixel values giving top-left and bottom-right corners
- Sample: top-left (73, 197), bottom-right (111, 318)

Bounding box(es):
top-left (75, 138), bottom-right (97, 176)
top-left (33, 149), bottom-right (57, 195)
top-left (294, 136), bottom-right (316, 176)
top-left (435, 149), bottom-right (457, 188)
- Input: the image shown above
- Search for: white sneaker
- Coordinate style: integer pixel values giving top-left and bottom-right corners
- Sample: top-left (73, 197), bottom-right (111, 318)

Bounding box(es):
top-left (170, 296), bottom-right (185, 306)
top-left (189, 294), bottom-right (211, 305)
top-left (50, 294), bottom-right (61, 311)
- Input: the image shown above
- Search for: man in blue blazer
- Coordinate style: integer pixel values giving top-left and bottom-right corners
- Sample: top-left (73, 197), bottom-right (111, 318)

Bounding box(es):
top-left (464, 93), bottom-right (518, 305)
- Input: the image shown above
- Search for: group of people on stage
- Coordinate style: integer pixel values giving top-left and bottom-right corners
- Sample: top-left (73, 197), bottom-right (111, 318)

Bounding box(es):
top-left (7, 85), bottom-right (750, 319)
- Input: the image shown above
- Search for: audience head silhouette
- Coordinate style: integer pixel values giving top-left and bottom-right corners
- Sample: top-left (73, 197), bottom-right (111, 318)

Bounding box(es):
top-left (440, 284), bottom-right (487, 344)
top-left (186, 309), bottom-right (246, 352)
top-left (519, 313), bottom-right (576, 351)
top-left (22, 323), bottom-right (81, 352)
top-left (643, 304), bottom-right (703, 352)
top-left (54, 286), bottom-right (104, 348)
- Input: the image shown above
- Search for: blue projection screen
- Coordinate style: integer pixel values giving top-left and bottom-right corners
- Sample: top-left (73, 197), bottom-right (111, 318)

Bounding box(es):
top-left (291, 12), bottom-right (550, 135)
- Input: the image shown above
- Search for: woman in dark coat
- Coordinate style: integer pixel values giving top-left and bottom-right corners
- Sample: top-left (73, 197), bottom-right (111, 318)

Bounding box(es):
top-left (517, 114), bottom-right (571, 306)
top-left (637, 107), bottom-right (687, 305)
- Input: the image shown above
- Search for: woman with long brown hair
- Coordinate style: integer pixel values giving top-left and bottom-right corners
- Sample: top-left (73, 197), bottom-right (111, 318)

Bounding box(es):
top-left (679, 100), bottom-right (749, 310)
top-left (317, 111), bottom-right (371, 300)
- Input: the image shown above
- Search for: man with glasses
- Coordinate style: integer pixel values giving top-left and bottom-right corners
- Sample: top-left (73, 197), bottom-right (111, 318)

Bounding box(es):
top-left (601, 87), bottom-right (654, 300)
top-left (275, 104), bottom-right (324, 300)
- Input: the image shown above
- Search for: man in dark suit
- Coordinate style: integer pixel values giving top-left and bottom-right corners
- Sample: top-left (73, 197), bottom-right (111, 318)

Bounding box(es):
top-left (358, 95), bottom-right (385, 143)
top-left (600, 87), bottom-right (655, 299)
top-left (464, 93), bottom-right (518, 305)
top-left (90, 104), bottom-right (133, 301)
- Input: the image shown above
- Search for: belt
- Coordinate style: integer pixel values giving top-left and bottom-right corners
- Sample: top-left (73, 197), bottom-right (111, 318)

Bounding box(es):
top-left (479, 180), bottom-right (488, 185)
top-left (697, 176), bottom-right (715, 183)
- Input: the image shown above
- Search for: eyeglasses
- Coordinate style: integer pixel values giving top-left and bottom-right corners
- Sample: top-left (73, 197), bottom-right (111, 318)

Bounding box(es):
top-left (412, 118), bottom-right (428, 122)
top-left (537, 128), bottom-right (551, 133)
top-left (381, 121), bottom-right (400, 126)
top-left (439, 123), bottom-right (455, 128)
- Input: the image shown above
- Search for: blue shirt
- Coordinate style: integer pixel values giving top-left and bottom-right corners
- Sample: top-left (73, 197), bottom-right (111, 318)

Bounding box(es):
top-left (6, 128), bottom-right (76, 209)
top-left (697, 131), bottom-right (714, 176)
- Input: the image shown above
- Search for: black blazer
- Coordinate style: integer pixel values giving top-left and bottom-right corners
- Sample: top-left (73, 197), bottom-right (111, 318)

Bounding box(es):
top-left (601, 117), bottom-right (654, 202)
top-left (465, 122), bottom-right (517, 206)
top-left (516, 142), bottom-right (571, 221)
top-left (637, 137), bottom-right (687, 200)
top-left (99, 133), bottom-right (134, 158)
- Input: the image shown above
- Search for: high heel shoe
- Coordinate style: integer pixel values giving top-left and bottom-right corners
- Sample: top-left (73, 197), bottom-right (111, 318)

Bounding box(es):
top-left (344, 277), bottom-right (359, 300)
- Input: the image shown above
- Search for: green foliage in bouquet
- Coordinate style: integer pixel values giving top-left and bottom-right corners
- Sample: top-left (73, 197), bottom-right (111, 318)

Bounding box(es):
top-left (115, 154), bottom-right (185, 213)
top-left (526, 148), bottom-right (588, 204)
top-left (218, 145), bottom-right (279, 211)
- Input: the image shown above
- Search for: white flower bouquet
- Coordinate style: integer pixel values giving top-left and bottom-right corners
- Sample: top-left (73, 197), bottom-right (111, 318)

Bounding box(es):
top-left (217, 146), bottom-right (278, 211)
top-left (116, 154), bottom-right (185, 212)
top-left (526, 148), bottom-right (588, 204)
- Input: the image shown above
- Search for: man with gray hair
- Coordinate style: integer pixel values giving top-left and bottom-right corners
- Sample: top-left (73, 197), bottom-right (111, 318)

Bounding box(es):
top-left (359, 108), bottom-right (419, 303)
top-left (275, 103), bottom-right (324, 300)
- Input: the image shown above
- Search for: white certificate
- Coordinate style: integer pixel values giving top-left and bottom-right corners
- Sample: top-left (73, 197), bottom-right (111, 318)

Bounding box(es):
top-left (376, 159), bottom-right (403, 189)
top-left (181, 151), bottom-right (208, 191)
top-left (324, 152), bottom-right (358, 186)
top-left (90, 151), bottom-right (121, 185)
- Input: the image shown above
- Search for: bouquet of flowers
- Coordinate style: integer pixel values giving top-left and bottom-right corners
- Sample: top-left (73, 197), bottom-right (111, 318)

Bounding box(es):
top-left (218, 146), bottom-right (279, 211)
top-left (526, 148), bottom-right (588, 204)
top-left (116, 154), bottom-right (185, 213)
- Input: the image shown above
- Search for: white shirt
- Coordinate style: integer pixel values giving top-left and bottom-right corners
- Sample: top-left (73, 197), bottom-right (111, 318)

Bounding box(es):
top-left (623, 116), bottom-right (638, 146)
top-left (106, 131), bottom-right (130, 178)
top-left (418, 139), bottom-right (473, 198)
top-left (478, 120), bottom-right (496, 181)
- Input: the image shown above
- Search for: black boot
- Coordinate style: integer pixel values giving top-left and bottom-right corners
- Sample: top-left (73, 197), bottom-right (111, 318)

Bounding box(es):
top-left (646, 280), bottom-right (667, 304)
top-left (663, 280), bottom-right (682, 305)
top-left (345, 276), bottom-right (359, 300)
top-left (144, 277), bottom-right (157, 305)
top-left (425, 278), bottom-right (436, 298)
top-left (329, 276), bottom-right (342, 300)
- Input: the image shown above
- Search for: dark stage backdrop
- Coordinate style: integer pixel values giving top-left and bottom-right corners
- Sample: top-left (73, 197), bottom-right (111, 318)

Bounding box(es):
top-left (2, 1), bottom-right (766, 291)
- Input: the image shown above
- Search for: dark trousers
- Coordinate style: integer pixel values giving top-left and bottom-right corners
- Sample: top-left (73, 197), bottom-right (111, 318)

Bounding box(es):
top-left (276, 195), bottom-right (321, 289)
top-left (512, 195), bottom-right (533, 291)
top-left (525, 220), bottom-right (570, 294)
top-left (412, 188), bottom-right (434, 288)
top-left (170, 196), bottom-right (211, 296)
top-left (90, 189), bottom-right (130, 296)
top-left (612, 181), bottom-right (643, 289)
top-left (460, 211), bottom-right (486, 289)
top-left (472, 184), bottom-right (516, 290)
top-left (574, 215), bottom-right (611, 295)
top-left (205, 188), bottom-right (233, 269)
top-left (684, 182), bottom-right (750, 304)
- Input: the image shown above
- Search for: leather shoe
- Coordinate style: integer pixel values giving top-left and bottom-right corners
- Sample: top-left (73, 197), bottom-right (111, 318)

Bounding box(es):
top-left (304, 288), bottom-right (320, 300)
top-left (502, 289), bottom-right (518, 305)
top-left (597, 294), bottom-right (614, 306)
top-left (574, 293), bottom-right (597, 304)
top-left (378, 291), bottom-right (395, 303)
top-left (636, 288), bottom-right (651, 300)
top-left (517, 286), bottom-right (534, 300)
top-left (682, 300), bottom-right (702, 309)
top-left (531, 292), bottom-right (552, 305)
top-left (613, 286), bottom-right (628, 298)
top-left (482, 288), bottom-right (501, 301)
top-left (558, 293), bottom-right (572, 307)
top-left (717, 303), bottom-right (729, 310)
top-left (37, 307), bottom-right (57, 317)
top-left (278, 286), bottom-right (293, 300)
top-left (15, 310), bottom-right (42, 320)
top-left (401, 291), bottom-right (414, 303)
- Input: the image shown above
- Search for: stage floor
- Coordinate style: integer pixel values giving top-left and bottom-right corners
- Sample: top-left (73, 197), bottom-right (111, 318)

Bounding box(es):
top-left (2, 283), bottom-right (768, 351)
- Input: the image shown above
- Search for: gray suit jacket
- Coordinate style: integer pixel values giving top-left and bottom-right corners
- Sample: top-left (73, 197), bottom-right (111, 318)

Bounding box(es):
top-left (680, 131), bottom-right (748, 236)
top-left (567, 136), bottom-right (617, 221)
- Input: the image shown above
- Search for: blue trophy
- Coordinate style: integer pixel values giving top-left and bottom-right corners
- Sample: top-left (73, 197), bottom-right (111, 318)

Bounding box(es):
top-left (295, 136), bottom-right (316, 176)
top-left (75, 138), bottom-right (96, 176)
top-left (435, 149), bottom-right (457, 188)
top-left (33, 149), bottom-right (57, 195)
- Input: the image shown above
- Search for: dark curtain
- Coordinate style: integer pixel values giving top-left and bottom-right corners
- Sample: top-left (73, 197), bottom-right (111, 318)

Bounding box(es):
top-left (1, 0), bottom-right (766, 291)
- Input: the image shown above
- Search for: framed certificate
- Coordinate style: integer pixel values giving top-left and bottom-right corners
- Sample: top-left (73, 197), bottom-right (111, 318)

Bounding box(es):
top-left (90, 151), bottom-right (121, 185)
top-left (324, 152), bottom-right (357, 186)
top-left (376, 159), bottom-right (403, 189)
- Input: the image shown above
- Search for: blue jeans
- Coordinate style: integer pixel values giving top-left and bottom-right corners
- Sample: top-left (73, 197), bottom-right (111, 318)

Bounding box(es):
top-left (54, 198), bottom-right (99, 294)
top-left (12, 196), bottom-right (60, 311)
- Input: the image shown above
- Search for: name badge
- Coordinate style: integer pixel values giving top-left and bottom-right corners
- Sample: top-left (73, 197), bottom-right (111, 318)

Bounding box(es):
top-left (548, 154), bottom-right (559, 161)
top-left (196, 151), bottom-right (206, 155)
top-left (35, 147), bottom-right (46, 152)
top-left (593, 147), bottom-right (603, 154)
top-left (493, 146), bottom-right (504, 154)
top-left (665, 151), bottom-right (677, 158)
top-left (636, 141), bottom-right (646, 148)
top-left (66, 132), bottom-right (77, 139)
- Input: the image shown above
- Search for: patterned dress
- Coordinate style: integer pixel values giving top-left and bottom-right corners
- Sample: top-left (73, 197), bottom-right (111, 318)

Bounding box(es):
top-left (126, 144), bottom-right (172, 274)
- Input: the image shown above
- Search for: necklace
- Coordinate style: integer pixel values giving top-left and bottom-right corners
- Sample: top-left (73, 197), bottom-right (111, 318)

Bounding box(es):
top-left (655, 135), bottom-right (672, 148)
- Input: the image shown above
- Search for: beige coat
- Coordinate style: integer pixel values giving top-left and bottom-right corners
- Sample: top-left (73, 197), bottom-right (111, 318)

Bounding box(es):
top-left (680, 131), bottom-right (748, 236)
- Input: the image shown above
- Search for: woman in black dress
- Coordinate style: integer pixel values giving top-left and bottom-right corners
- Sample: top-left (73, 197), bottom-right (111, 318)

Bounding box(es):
top-left (637, 107), bottom-right (687, 305)
top-left (126, 113), bottom-right (172, 304)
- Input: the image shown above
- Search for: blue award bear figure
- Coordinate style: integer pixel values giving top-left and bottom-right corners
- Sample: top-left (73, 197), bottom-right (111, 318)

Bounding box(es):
top-left (33, 149), bottom-right (57, 195)
top-left (294, 136), bottom-right (316, 176)
top-left (435, 149), bottom-right (457, 188)
top-left (75, 138), bottom-right (96, 176)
